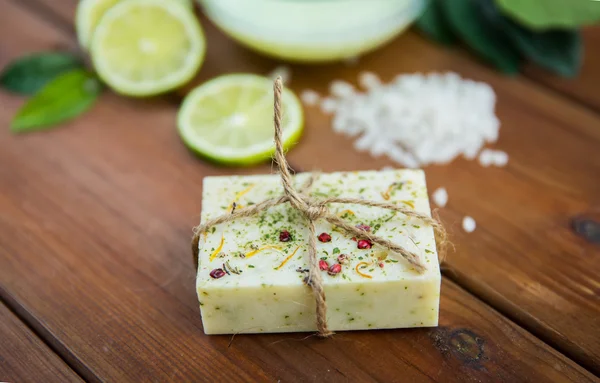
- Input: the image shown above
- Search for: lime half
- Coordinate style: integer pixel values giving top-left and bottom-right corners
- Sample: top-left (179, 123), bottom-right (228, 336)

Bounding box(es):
top-left (76, 0), bottom-right (193, 49)
top-left (178, 74), bottom-right (304, 166)
top-left (90, 0), bottom-right (205, 96)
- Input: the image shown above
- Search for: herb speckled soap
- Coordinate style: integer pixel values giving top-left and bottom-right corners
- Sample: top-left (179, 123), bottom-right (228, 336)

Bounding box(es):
top-left (196, 170), bottom-right (440, 334)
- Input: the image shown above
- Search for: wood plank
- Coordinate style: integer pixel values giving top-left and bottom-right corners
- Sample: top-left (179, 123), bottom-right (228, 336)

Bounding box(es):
top-left (269, 30), bottom-right (600, 373)
top-left (2, 0), bottom-right (598, 381)
top-left (0, 301), bottom-right (84, 383)
top-left (523, 26), bottom-right (600, 112)
top-left (0, 188), bottom-right (595, 383)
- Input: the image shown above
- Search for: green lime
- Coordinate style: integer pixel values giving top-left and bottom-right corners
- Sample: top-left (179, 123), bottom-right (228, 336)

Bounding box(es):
top-left (178, 74), bottom-right (304, 166)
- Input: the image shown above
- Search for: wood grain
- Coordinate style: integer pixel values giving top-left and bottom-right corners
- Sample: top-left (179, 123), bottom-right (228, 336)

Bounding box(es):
top-left (0, 301), bottom-right (84, 383)
top-left (272, 31), bottom-right (600, 373)
top-left (1, 0), bottom-right (599, 381)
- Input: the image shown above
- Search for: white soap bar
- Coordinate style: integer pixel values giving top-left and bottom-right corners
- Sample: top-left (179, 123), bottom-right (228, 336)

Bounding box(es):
top-left (196, 170), bottom-right (441, 334)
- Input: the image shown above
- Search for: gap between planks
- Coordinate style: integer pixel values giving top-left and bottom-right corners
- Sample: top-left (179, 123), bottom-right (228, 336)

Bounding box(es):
top-left (8, 0), bottom-right (600, 378)
top-left (0, 286), bottom-right (101, 383)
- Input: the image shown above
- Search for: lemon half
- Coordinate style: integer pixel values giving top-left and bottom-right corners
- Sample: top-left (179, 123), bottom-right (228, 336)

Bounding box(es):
top-left (90, 0), bottom-right (204, 96)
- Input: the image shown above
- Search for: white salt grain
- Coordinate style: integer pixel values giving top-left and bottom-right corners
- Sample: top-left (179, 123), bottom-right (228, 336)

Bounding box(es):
top-left (432, 187), bottom-right (448, 208)
top-left (320, 97), bottom-right (338, 114)
top-left (358, 71), bottom-right (382, 90)
top-left (479, 149), bottom-right (508, 167)
top-left (478, 149), bottom-right (494, 167)
top-left (325, 72), bottom-right (501, 168)
top-left (462, 216), bottom-right (476, 233)
top-left (268, 66), bottom-right (291, 84)
top-left (301, 90), bottom-right (320, 106)
top-left (493, 150), bottom-right (509, 167)
top-left (329, 80), bottom-right (355, 98)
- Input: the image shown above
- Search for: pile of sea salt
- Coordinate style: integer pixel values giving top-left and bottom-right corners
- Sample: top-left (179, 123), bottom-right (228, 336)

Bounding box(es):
top-left (310, 72), bottom-right (500, 168)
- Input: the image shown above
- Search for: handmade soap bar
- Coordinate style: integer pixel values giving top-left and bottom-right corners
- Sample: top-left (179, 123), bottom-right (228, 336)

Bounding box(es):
top-left (196, 169), bottom-right (440, 334)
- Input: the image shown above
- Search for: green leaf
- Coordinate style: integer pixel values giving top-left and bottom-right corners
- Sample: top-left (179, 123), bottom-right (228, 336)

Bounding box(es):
top-left (478, 0), bottom-right (582, 77)
top-left (11, 69), bottom-right (102, 133)
top-left (440, 0), bottom-right (521, 74)
top-left (415, 0), bottom-right (457, 45)
top-left (0, 52), bottom-right (82, 95)
top-left (495, 0), bottom-right (600, 30)
top-left (510, 29), bottom-right (582, 77)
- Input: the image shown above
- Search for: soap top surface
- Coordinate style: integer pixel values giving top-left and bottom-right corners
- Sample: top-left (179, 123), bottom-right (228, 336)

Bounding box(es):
top-left (197, 169), bottom-right (440, 289)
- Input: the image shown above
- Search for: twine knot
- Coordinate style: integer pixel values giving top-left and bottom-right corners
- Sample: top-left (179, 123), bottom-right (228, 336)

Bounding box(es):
top-left (191, 77), bottom-right (447, 338)
top-left (301, 200), bottom-right (327, 221)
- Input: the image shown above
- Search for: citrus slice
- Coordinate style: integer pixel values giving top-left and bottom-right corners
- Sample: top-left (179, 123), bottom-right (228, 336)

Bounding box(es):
top-left (76, 0), bottom-right (193, 49)
top-left (90, 0), bottom-right (205, 96)
top-left (178, 74), bottom-right (304, 166)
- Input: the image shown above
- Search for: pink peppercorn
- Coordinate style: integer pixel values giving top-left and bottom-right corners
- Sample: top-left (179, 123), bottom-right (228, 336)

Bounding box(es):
top-left (279, 230), bottom-right (292, 242)
top-left (328, 263), bottom-right (342, 276)
top-left (318, 232), bottom-right (332, 242)
top-left (378, 262), bottom-right (385, 268)
top-left (210, 268), bottom-right (226, 279)
top-left (319, 260), bottom-right (329, 270)
top-left (337, 254), bottom-right (350, 264)
top-left (357, 239), bottom-right (372, 249)
top-left (356, 223), bottom-right (371, 232)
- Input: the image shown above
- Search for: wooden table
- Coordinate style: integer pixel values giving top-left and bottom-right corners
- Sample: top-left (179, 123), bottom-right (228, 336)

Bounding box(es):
top-left (1, 1), bottom-right (599, 382)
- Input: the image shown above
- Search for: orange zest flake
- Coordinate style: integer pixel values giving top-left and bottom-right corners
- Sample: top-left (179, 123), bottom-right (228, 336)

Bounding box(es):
top-left (275, 245), bottom-right (301, 270)
top-left (400, 200), bottom-right (415, 209)
top-left (244, 245), bottom-right (282, 259)
top-left (380, 183), bottom-right (396, 200)
top-left (355, 262), bottom-right (373, 279)
top-left (226, 184), bottom-right (255, 211)
top-left (337, 209), bottom-right (355, 217)
top-left (209, 235), bottom-right (225, 262)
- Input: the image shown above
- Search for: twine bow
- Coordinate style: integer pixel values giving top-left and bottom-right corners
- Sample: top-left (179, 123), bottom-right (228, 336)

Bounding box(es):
top-left (192, 77), bottom-right (446, 337)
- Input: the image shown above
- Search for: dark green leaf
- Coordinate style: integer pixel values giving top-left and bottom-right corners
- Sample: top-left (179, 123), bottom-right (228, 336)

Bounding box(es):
top-left (495, 0), bottom-right (600, 30)
top-left (440, 0), bottom-right (521, 74)
top-left (415, 0), bottom-right (457, 45)
top-left (479, 0), bottom-right (582, 77)
top-left (0, 52), bottom-right (82, 95)
top-left (11, 69), bottom-right (102, 133)
top-left (510, 29), bottom-right (582, 77)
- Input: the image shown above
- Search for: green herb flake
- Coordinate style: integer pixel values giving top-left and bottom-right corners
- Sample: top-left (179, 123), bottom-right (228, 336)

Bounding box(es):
top-left (248, 265), bottom-right (255, 268)
top-left (333, 247), bottom-right (340, 254)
